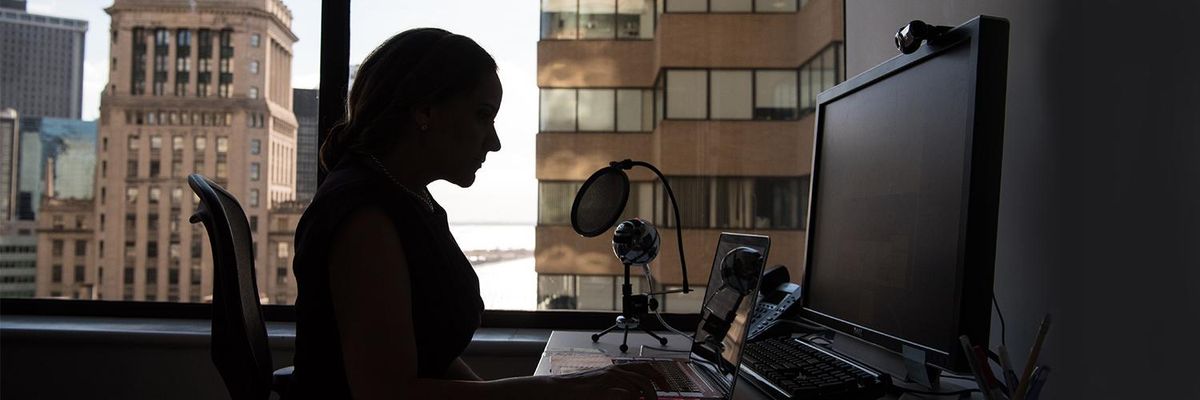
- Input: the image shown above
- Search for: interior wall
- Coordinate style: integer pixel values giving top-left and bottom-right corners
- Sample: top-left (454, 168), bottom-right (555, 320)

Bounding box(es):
top-left (845, 0), bottom-right (1200, 398)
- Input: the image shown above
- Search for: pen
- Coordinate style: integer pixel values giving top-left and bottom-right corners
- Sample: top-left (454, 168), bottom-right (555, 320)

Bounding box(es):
top-left (959, 335), bottom-right (997, 400)
top-left (998, 344), bottom-right (1019, 390)
top-left (1025, 366), bottom-right (1051, 400)
top-left (1012, 314), bottom-right (1052, 400)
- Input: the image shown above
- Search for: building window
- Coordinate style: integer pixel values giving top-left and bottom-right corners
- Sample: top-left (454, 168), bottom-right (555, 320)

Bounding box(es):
top-left (75, 240), bottom-right (87, 256)
top-left (653, 176), bottom-right (809, 229)
top-left (52, 240), bottom-right (64, 257)
top-left (155, 28), bottom-right (169, 46)
top-left (662, 0), bottom-right (798, 12)
top-left (755, 70), bottom-right (798, 119)
top-left (177, 29), bottom-right (191, 46)
top-left (195, 136), bottom-right (207, 153)
top-left (250, 33), bottom-right (261, 47)
top-left (75, 265), bottom-right (86, 283)
top-left (218, 83), bottom-right (231, 98)
top-left (540, 89), bottom-right (576, 131)
top-left (149, 187), bottom-right (161, 204)
top-left (666, 70), bottom-right (708, 119)
top-left (126, 187), bottom-right (138, 204)
top-left (249, 60), bottom-right (259, 74)
top-left (798, 43), bottom-right (844, 114)
top-left (150, 160), bottom-right (161, 177)
top-left (577, 89), bottom-right (615, 131)
top-left (250, 163), bottom-right (261, 181)
top-left (249, 86), bottom-right (259, 99)
top-left (250, 139), bottom-right (261, 155)
top-left (711, 0), bottom-right (752, 12)
top-left (216, 137), bottom-right (229, 153)
top-left (52, 265), bottom-right (63, 283)
top-left (171, 188), bottom-right (183, 205)
top-left (710, 70), bottom-right (753, 119)
top-left (216, 161), bottom-right (228, 179)
top-left (542, 0), bottom-right (654, 40)
top-left (249, 189), bottom-right (260, 207)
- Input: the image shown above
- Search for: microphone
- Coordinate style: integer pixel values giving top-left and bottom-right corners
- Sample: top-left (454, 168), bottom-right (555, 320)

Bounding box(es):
top-left (612, 218), bottom-right (659, 265)
top-left (570, 159), bottom-right (690, 294)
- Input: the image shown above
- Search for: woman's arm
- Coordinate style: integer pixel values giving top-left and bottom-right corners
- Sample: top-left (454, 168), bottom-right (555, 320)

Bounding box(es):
top-left (327, 207), bottom-right (657, 400)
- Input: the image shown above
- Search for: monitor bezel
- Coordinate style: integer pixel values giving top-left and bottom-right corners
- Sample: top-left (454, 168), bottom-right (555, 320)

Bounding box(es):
top-left (798, 16), bottom-right (1009, 374)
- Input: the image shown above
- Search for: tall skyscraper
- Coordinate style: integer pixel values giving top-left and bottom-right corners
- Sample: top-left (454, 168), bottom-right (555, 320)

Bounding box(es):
top-left (36, 0), bottom-right (300, 302)
top-left (535, 0), bottom-right (845, 311)
top-left (292, 88), bottom-right (318, 202)
top-left (0, 3), bottom-right (87, 119)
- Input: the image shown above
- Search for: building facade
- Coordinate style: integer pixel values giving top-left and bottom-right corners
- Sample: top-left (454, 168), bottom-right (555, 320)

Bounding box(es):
top-left (292, 88), bottom-right (318, 203)
top-left (0, 2), bottom-right (87, 119)
top-left (535, 0), bottom-right (845, 311)
top-left (62, 0), bottom-right (301, 302)
top-left (1, 109), bottom-right (18, 221)
top-left (33, 198), bottom-right (94, 298)
top-left (0, 220), bottom-right (37, 298)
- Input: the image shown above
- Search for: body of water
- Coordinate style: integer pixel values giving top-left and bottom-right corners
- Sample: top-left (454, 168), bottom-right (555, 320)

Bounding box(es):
top-left (449, 224), bottom-right (537, 310)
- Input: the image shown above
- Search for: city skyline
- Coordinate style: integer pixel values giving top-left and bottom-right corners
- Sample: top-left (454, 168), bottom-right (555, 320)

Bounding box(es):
top-left (29, 0), bottom-right (541, 225)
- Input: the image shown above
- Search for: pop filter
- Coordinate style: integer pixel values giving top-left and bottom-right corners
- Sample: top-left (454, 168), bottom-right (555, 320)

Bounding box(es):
top-left (571, 166), bottom-right (630, 237)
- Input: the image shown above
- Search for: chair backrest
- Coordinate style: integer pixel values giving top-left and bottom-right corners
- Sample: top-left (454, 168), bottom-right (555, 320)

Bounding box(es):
top-left (187, 174), bottom-right (273, 400)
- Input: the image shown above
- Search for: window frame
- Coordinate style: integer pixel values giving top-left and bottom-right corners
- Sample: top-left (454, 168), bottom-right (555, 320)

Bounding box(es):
top-left (660, 0), bottom-right (802, 14)
top-left (0, 0), bottom-right (723, 329)
top-left (540, 0), bottom-right (659, 41)
top-left (538, 86), bottom-right (656, 133)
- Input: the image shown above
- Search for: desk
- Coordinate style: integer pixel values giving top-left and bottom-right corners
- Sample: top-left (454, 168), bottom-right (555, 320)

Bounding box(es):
top-left (535, 331), bottom-right (984, 400)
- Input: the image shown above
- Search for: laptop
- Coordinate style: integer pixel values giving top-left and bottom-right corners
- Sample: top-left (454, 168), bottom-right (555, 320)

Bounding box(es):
top-left (612, 232), bottom-right (771, 400)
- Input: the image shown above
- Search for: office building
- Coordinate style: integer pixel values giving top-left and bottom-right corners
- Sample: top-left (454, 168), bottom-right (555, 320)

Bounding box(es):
top-left (14, 118), bottom-right (98, 218)
top-left (0, 220), bottom-right (37, 298)
top-left (535, 0), bottom-right (845, 311)
top-left (33, 198), bottom-right (94, 299)
top-left (0, 2), bottom-right (87, 119)
top-left (292, 88), bottom-right (318, 202)
top-left (1, 109), bottom-right (18, 221)
top-left (64, 0), bottom-right (300, 302)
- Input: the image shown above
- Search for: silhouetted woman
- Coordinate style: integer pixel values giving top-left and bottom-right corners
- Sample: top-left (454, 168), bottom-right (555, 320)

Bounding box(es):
top-left (289, 28), bottom-right (657, 399)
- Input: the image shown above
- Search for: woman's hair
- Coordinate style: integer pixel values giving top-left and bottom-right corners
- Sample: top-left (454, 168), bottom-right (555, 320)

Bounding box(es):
top-left (320, 28), bottom-right (498, 170)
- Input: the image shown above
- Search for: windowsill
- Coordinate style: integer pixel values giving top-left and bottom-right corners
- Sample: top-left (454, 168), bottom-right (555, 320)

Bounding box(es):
top-left (0, 314), bottom-right (553, 353)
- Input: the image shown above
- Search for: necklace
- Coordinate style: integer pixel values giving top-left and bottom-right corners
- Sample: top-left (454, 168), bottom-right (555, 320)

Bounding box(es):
top-left (365, 153), bottom-right (435, 213)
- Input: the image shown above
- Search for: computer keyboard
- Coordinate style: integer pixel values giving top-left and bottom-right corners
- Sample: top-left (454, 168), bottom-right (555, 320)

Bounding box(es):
top-left (741, 335), bottom-right (889, 399)
top-left (613, 359), bottom-right (699, 393)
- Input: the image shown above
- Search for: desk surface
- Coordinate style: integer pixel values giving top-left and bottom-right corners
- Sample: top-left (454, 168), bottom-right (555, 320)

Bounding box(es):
top-left (535, 331), bottom-right (984, 400)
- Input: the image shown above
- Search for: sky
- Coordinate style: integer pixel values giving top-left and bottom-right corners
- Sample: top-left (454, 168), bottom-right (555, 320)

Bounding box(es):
top-left (29, 0), bottom-right (541, 225)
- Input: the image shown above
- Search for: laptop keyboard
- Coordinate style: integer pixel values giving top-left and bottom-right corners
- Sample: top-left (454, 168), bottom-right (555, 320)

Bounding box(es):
top-left (614, 359), bottom-right (701, 393)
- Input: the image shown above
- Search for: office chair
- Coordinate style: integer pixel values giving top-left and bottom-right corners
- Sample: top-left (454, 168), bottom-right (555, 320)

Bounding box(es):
top-left (188, 174), bottom-right (293, 399)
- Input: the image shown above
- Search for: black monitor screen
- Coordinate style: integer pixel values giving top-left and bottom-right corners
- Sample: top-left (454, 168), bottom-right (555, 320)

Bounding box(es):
top-left (805, 43), bottom-right (974, 357)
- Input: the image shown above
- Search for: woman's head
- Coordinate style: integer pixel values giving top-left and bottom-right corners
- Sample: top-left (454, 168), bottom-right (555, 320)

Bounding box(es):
top-left (321, 28), bottom-right (502, 187)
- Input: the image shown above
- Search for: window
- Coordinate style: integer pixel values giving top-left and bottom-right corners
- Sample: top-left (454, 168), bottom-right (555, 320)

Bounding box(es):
top-left (52, 240), bottom-right (64, 257)
top-left (712, 0), bottom-right (752, 12)
top-left (172, 136), bottom-right (184, 152)
top-left (126, 187), bottom-right (138, 204)
top-left (755, 0), bottom-right (797, 12)
top-left (539, 88), bottom-right (576, 131)
top-left (249, 189), bottom-right (260, 207)
top-left (177, 29), bottom-right (191, 46)
top-left (216, 137), bottom-right (228, 153)
top-left (577, 89), bottom-right (615, 131)
top-left (250, 163), bottom-right (261, 181)
top-left (195, 136), bottom-right (207, 153)
top-left (75, 265), bottom-right (86, 283)
top-left (249, 60), bottom-right (259, 74)
top-left (542, 0), bottom-right (654, 40)
top-left (250, 33), bottom-right (261, 47)
top-left (541, 0), bottom-right (579, 39)
top-left (128, 135), bottom-right (139, 151)
top-left (216, 161), bottom-right (228, 179)
top-left (616, 89), bottom-right (653, 132)
top-left (755, 70), bottom-right (798, 119)
top-left (149, 187), bottom-right (161, 204)
top-left (52, 265), bottom-right (63, 283)
top-left (656, 176), bottom-right (808, 229)
top-left (667, 0), bottom-right (707, 12)
top-left (250, 139), bottom-right (261, 155)
top-left (249, 86), bottom-right (258, 99)
top-left (666, 70), bottom-right (707, 119)
top-left (710, 70), bottom-right (752, 119)
top-left (798, 43), bottom-right (843, 113)
top-left (171, 188), bottom-right (183, 205)
top-left (75, 240), bottom-right (87, 256)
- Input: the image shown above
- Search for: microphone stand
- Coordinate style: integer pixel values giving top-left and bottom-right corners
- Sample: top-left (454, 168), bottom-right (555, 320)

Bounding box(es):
top-left (591, 262), bottom-right (670, 353)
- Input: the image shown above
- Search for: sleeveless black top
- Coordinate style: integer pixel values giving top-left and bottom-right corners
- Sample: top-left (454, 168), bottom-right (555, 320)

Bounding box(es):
top-left (289, 158), bottom-right (484, 399)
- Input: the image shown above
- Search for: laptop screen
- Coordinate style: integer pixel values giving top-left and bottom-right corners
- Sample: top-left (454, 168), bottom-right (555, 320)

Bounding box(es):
top-left (689, 233), bottom-right (770, 395)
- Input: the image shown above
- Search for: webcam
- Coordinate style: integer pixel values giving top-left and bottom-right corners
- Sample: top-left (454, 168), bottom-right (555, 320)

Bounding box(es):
top-left (895, 20), bottom-right (952, 54)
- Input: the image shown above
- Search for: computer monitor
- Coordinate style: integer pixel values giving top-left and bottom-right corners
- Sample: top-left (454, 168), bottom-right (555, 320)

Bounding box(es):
top-left (799, 16), bottom-right (1009, 374)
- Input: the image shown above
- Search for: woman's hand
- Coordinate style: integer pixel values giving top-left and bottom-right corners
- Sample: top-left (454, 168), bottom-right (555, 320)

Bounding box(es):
top-left (547, 363), bottom-right (660, 400)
